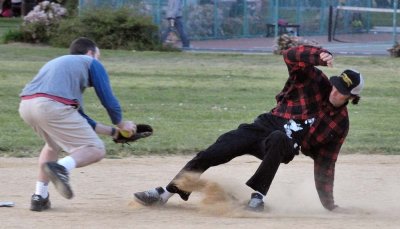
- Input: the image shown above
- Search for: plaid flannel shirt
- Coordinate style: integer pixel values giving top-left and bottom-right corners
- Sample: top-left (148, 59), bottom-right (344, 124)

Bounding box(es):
top-left (271, 45), bottom-right (349, 210)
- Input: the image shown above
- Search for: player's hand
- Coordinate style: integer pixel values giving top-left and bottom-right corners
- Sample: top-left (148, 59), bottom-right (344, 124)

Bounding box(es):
top-left (113, 124), bottom-right (153, 144)
top-left (330, 206), bottom-right (353, 214)
top-left (117, 120), bottom-right (137, 137)
top-left (331, 206), bottom-right (371, 215)
top-left (320, 52), bottom-right (334, 67)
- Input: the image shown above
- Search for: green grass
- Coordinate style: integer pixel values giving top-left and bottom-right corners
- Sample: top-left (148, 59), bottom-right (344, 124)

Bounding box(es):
top-left (0, 43), bottom-right (399, 157)
top-left (0, 18), bottom-right (22, 37)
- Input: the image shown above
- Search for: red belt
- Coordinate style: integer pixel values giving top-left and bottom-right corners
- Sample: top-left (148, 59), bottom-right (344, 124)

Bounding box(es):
top-left (21, 93), bottom-right (79, 108)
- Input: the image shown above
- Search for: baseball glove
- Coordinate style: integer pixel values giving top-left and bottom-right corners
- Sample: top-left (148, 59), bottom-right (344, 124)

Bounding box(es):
top-left (113, 124), bottom-right (153, 144)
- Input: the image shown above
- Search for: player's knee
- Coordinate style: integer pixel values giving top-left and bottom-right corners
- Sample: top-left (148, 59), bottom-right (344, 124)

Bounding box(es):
top-left (266, 131), bottom-right (296, 164)
top-left (87, 146), bottom-right (106, 163)
top-left (38, 159), bottom-right (47, 169)
top-left (281, 149), bottom-right (296, 164)
top-left (95, 147), bottom-right (106, 161)
top-left (268, 130), bottom-right (287, 141)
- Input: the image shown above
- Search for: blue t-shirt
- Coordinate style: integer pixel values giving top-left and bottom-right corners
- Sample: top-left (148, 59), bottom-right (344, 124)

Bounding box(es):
top-left (20, 55), bottom-right (122, 128)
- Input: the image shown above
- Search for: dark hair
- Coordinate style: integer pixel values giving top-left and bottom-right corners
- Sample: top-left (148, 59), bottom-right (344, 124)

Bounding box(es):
top-left (69, 37), bottom-right (97, 55)
top-left (351, 95), bottom-right (360, 105)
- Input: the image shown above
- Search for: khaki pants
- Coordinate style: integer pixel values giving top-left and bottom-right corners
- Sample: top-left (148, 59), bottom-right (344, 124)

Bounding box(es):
top-left (19, 97), bottom-right (104, 153)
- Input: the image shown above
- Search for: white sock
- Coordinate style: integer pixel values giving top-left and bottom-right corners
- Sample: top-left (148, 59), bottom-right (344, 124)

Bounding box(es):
top-left (57, 156), bottom-right (76, 173)
top-left (160, 187), bottom-right (174, 201)
top-left (256, 191), bottom-right (265, 199)
top-left (35, 181), bottom-right (49, 198)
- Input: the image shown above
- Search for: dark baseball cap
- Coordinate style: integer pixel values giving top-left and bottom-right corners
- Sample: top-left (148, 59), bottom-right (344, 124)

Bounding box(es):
top-left (330, 69), bottom-right (364, 95)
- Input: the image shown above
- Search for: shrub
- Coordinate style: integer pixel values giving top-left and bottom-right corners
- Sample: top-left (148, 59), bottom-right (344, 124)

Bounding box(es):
top-left (221, 17), bottom-right (243, 37)
top-left (1, 29), bottom-right (24, 43)
top-left (51, 8), bottom-right (161, 51)
top-left (186, 4), bottom-right (223, 38)
top-left (3, 5), bottom-right (163, 51)
top-left (62, 0), bottom-right (79, 17)
top-left (21, 1), bottom-right (67, 43)
top-left (387, 42), bottom-right (400, 57)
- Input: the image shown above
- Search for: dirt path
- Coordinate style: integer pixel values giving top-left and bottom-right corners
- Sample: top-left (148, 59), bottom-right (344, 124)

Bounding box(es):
top-left (1, 154), bottom-right (399, 229)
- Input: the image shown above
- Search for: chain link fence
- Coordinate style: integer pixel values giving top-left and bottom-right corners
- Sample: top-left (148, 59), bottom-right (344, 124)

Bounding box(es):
top-left (78, 0), bottom-right (399, 42)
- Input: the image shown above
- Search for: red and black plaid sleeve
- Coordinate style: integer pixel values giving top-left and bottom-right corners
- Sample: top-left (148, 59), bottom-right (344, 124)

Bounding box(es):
top-left (283, 45), bottom-right (330, 73)
top-left (303, 105), bottom-right (349, 210)
top-left (272, 45), bottom-right (332, 120)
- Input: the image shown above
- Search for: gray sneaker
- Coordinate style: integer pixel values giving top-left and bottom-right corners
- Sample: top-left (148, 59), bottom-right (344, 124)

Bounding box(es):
top-left (44, 162), bottom-right (73, 199)
top-left (134, 187), bottom-right (167, 206)
top-left (246, 193), bottom-right (264, 212)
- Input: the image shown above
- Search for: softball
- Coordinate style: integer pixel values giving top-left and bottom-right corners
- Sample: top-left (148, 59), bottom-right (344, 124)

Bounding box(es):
top-left (120, 130), bottom-right (133, 138)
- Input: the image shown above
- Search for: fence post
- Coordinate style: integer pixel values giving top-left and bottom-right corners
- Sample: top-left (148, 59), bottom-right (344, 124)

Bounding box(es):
top-left (154, 0), bottom-right (161, 26)
top-left (365, 0), bottom-right (372, 32)
top-left (274, 0), bottom-right (279, 38)
top-left (213, 0), bottom-right (218, 38)
top-left (78, 0), bottom-right (83, 16)
top-left (296, 0), bottom-right (301, 34)
top-left (243, 0), bottom-right (249, 37)
top-left (328, 5), bottom-right (333, 42)
top-left (393, 0), bottom-right (398, 46)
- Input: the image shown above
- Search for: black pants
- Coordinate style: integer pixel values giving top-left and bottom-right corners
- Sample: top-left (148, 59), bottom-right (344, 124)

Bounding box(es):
top-left (11, 2), bottom-right (21, 17)
top-left (166, 112), bottom-right (298, 200)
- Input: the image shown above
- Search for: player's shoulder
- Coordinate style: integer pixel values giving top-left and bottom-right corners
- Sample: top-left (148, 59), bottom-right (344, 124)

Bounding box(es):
top-left (52, 54), bottom-right (93, 62)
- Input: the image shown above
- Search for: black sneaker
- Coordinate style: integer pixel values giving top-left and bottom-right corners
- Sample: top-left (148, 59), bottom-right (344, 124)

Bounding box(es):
top-left (134, 187), bottom-right (167, 206)
top-left (246, 193), bottom-right (264, 212)
top-left (166, 185), bottom-right (190, 201)
top-left (44, 162), bottom-right (73, 199)
top-left (30, 194), bottom-right (51, 211)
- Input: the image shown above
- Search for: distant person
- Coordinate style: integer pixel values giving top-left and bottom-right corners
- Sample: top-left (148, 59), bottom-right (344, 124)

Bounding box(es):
top-left (133, 45), bottom-right (364, 212)
top-left (11, 0), bottom-right (21, 16)
top-left (161, 0), bottom-right (190, 48)
top-left (0, 0), bottom-right (12, 17)
top-left (0, 0), bottom-right (4, 13)
top-left (19, 37), bottom-right (136, 211)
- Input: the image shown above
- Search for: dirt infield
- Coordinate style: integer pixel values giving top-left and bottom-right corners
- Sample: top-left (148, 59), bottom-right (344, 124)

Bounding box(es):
top-left (1, 154), bottom-right (399, 229)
